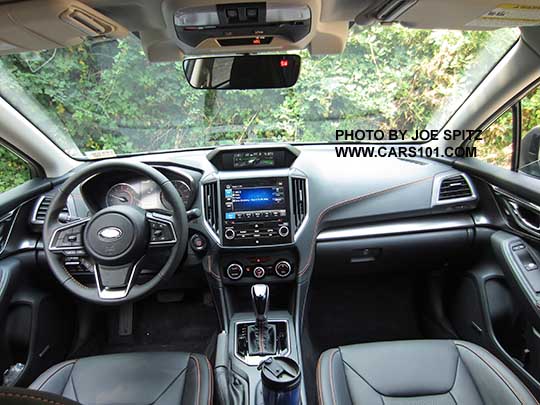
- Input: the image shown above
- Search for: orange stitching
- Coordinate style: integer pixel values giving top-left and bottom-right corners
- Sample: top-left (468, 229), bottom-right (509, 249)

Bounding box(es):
top-left (329, 349), bottom-right (338, 405)
top-left (191, 355), bottom-right (201, 405)
top-left (297, 176), bottom-right (432, 277)
top-left (456, 343), bottom-right (539, 405)
top-left (0, 392), bottom-right (67, 405)
top-left (205, 357), bottom-right (213, 405)
top-left (316, 354), bottom-right (324, 405)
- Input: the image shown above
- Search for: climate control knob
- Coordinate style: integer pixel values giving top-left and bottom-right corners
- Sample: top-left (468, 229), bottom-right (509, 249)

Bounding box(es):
top-left (274, 260), bottom-right (292, 278)
top-left (224, 228), bottom-right (236, 240)
top-left (278, 225), bottom-right (290, 237)
top-left (253, 266), bottom-right (266, 279)
top-left (226, 263), bottom-right (243, 280)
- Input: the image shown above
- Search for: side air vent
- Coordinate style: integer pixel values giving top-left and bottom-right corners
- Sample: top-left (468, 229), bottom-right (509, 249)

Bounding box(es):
top-left (438, 175), bottom-right (473, 202)
top-left (291, 177), bottom-right (307, 230)
top-left (32, 196), bottom-right (69, 225)
top-left (203, 182), bottom-right (220, 235)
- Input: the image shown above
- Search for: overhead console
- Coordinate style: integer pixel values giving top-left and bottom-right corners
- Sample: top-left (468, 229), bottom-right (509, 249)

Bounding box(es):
top-left (174, 2), bottom-right (311, 49)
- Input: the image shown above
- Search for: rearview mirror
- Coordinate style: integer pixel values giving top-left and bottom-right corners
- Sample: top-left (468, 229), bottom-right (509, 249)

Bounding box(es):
top-left (183, 54), bottom-right (301, 90)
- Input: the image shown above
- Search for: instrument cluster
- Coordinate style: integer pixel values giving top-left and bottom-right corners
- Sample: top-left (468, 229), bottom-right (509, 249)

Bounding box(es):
top-left (105, 179), bottom-right (192, 210)
top-left (80, 166), bottom-right (198, 213)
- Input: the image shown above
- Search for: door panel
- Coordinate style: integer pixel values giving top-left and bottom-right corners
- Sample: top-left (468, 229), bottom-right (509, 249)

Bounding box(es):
top-left (455, 156), bottom-right (540, 395)
top-left (0, 181), bottom-right (75, 387)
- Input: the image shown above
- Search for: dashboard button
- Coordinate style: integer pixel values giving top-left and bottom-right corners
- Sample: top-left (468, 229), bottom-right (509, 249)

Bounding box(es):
top-left (275, 260), bottom-right (292, 278)
top-left (190, 233), bottom-right (207, 252)
top-left (225, 228), bottom-right (236, 240)
top-left (253, 266), bottom-right (265, 279)
top-left (278, 225), bottom-right (290, 237)
top-left (226, 263), bottom-right (243, 280)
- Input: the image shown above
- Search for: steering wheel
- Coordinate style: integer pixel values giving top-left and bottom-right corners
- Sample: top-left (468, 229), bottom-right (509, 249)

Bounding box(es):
top-left (43, 160), bottom-right (189, 304)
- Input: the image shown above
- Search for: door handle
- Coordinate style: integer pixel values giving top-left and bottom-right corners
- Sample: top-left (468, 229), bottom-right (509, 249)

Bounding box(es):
top-left (507, 200), bottom-right (540, 231)
top-left (493, 186), bottom-right (540, 237)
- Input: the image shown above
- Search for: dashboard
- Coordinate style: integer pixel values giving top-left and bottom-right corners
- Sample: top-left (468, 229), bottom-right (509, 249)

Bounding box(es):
top-left (51, 144), bottom-right (479, 286)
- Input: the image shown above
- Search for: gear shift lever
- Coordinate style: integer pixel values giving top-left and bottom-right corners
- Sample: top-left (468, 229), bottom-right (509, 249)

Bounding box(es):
top-left (248, 284), bottom-right (276, 356)
top-left (251, 284), bottom-right (269, 323)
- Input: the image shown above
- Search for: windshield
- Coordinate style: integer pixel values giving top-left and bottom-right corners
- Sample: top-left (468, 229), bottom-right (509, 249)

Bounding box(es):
top-left (0, 25), bottom-right (519, 159)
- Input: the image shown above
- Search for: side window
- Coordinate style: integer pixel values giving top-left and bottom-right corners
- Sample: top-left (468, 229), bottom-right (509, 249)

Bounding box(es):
top-left (476, 108), bottom-right (514, 169)
top-left (0, 144), bottom-right (31, 193)
top-left (519, 86), bottom-right (540, 178)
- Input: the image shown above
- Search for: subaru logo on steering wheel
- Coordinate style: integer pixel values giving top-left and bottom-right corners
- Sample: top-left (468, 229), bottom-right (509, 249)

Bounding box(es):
top-left (98, 226), bottom-right (123, 241)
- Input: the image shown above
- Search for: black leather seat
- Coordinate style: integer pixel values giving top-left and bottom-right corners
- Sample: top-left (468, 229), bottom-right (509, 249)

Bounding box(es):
top-left (317, 340), bottom-right (538, 404)
top-left (29, 352), bottom-right (212, 405)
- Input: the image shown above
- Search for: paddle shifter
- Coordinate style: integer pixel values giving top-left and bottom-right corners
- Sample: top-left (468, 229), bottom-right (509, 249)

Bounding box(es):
top-left (248, 284), bottom-right (277, 355)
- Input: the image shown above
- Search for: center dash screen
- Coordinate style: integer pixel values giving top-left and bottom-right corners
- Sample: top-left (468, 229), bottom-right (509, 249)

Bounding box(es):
top-left (223, 179), bottom-right (287, 221)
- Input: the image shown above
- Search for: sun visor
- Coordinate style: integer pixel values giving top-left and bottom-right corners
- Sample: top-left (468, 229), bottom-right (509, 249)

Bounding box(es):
top-left (0, 0), bottom-right (128, 55)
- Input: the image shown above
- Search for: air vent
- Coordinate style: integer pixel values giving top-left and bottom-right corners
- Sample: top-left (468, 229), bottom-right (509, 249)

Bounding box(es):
top-left (438, 175), bottom-right (473, 201)
top-left (203, 182), bottom-right (220, 235)
top-left (292, 177), bottom-right (307, 230)
top-left (32, 196), bottom-right (68, 225)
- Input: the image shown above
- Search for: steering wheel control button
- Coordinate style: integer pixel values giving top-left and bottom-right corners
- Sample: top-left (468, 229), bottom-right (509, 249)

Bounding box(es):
top-left (274, 260), bottom-right (292, 278)
top-left (190, 234), bottom-right (207, 252)
top-left (149, 219), bottom-right (175, 243)
top-left (50, 220), bottom-right (89, 250)
top-left (227, 263), bottom-right (243, 280)
top-left (278, 225), bottom-right (290, 237)
top-left (225, 228), bottom-right (236, 240)
top-left (253, 266), bottom-right (266, 279)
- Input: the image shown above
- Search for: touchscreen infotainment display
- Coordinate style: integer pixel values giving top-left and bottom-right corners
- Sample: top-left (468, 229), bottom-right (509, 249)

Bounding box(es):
top-left (223, 179), bottom-right (287, 221)
top-left (221, 177), bottom-right (292, 246)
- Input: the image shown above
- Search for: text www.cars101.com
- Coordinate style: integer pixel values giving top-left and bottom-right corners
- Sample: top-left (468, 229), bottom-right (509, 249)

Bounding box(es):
top-left (335, 146), bottom-right (477, 159)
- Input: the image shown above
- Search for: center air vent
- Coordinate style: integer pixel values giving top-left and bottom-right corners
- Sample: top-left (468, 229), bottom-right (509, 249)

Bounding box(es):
top-left (437, 174), bottom-right (473, 202)
top-left (291, 177), bottom-right (307, 230)
top-left (203, 181), bottom-right (220, 235)
top-left (32, 196), bottom-right (69, 225)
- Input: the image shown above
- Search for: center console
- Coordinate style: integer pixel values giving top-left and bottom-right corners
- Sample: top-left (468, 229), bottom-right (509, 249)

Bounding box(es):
top-left (205, 147), bottom-right (306, 404)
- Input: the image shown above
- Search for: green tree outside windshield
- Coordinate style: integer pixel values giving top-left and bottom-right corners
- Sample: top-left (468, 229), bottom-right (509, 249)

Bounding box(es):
top-left (0, 25), bottom-right (519, 190)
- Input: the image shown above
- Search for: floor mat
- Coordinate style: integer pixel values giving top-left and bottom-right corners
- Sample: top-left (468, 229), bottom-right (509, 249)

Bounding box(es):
top-left (304, 273), bottom-right (425, 403)
top-left (73, 289), bottom-right (219, 359)
top-left (307, 273), bottom-right (424, 352)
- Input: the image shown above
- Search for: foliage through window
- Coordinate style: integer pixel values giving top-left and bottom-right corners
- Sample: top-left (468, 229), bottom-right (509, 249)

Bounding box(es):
top-left (0, 145), bottom-right (31, 193)
top-left (476, 108), bottom-right (514, 169)
top-left (0, 26), bottom-right (519, 158)
top-left (519, 86), bottom-right (540, 178)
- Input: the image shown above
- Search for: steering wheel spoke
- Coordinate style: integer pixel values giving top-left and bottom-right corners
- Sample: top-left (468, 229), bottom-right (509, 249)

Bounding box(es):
top-left (146, 212), bottom-right (178, 247)
top-left (94, 258), bottom-right (143, 300)
top-left (48, 218), bottom-right (90, 253)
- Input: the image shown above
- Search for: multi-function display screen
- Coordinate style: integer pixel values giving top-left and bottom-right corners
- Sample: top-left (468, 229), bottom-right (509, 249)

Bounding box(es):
top-left (233, 151), bottom-right (275, 169)
top-left (223, 179), bottom-right (287, 222)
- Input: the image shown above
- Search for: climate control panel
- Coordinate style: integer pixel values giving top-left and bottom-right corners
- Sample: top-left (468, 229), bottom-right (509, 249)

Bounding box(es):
top-left (221, 249), bottom-right (296, 283)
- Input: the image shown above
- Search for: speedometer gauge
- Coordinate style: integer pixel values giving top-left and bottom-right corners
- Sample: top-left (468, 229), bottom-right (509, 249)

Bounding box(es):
top-left (106, 183), bottom-right (138, 207)
top-left (160, 180), bottom-right (192, 209)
